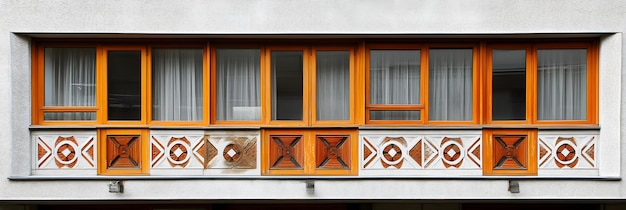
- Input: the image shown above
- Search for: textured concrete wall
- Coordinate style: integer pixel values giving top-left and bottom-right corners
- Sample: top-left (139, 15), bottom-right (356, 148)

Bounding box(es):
top-left (0, 0), bottom-right (625, 201)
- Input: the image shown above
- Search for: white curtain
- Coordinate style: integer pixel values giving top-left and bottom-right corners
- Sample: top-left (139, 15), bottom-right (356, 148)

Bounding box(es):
top-left (44, 47), bottom-right (96, 120)
top-left (370, 50), bottom-right (421, 120)
top-left (316, 51), bottom-right (350, 121)
top-left (152, 48), bottom-right (203, 121)
top-left (537, 49), bottom-right (587, 120)
top-left (216, 49), bottom-right (261, 121)
top-left (428, 49), bottom-right (473, 121)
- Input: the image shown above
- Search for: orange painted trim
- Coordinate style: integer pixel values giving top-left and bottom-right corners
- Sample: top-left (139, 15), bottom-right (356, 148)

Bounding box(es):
top-left (482, 129), bottom-right (537, 176)
top-left (97, 128), bottom-right (150, 175)
top-left (354, 41), bottom-right (366, 125)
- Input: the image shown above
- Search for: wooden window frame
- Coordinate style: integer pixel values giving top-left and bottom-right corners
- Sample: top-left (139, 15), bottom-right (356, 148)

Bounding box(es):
top-left (423, 44), bottom-right (480, 125)
top-left (32, 43), bottom-right (210, 126)
top-left (32, 43), bottom-right (101, 126)
top-left (485, 42), bottom-right (598, 125)
top-left (365, 43), bottom-right (428, 125)
top-left (210, 44), bottom-right (358, 127)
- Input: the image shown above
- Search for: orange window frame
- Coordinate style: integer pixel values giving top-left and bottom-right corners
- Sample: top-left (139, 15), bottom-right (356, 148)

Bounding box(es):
top-left (423, 44), bottom-right (480, 125)
top-left (100, 46), bottom-right (149, 125)
top-left (365, 44), bottom-right (427, 125)
top-left (531, 42), bottom-right (598, 125)
top-left (146, 44), bottom-right (210, 126)
top-left (485, 44), bottom-right (534, 125)
top-left (310, 46), bottom-right (357, 126)
top-left (32, 43), bottom-right (101, 125)
top-left (485, 42), bottom-right (598, 125)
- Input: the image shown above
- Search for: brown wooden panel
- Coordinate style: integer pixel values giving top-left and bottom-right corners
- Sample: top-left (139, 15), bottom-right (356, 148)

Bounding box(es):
top-left (492, 135), bottom-right (528, 170)
top-left (269, 135), bottom-right (304, 169)
top-left (315, 135), bottom-right (350, 169)
top-left (106, 135), bottom-right (142, 168)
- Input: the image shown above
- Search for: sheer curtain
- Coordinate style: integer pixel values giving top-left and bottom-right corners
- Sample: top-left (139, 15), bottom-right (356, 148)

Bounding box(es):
top-left (216, 49), bottom-right (261, 121)
top-left (44, 47), bottom-right (96, 120)
top-left (428, 49), bottom-right (473, 121)
top-left (152, 48), bottom-right (203, 121)
top-left (537, 49), bottom-right (587, 120)
top-left (370, 50), bottom-right (421, 120)
top-left (316, 51), bottom-right (349, 121)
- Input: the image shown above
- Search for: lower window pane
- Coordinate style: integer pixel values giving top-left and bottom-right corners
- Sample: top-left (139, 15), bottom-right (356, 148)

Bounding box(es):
top-left (44, 112), bottom-right (96, 121)
top-left (370, 110), bottom-right (420, 120)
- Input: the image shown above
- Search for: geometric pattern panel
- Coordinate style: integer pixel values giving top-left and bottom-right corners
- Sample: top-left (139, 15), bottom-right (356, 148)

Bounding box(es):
top-left (34, 133), bottom-right (96, 169)
top-left (206, 134), bottom-right (257, 169)
top-left (362, 134), bottom-right (481, 170)
top-left (492, 135), bottom-right (528, 170)
top-left (151, 134), bottom-right (205, 169)
top-left (268, 135), bottom-right (304, 170)
top-left (106, 135), bottom-right (142, 169)
top-left (315, 135), bottom-right (350, 169)
top-left (538, 135), bottom-right (597, 169)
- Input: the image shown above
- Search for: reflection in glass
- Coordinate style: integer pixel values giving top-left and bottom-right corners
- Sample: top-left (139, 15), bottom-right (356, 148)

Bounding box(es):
top-left (271, 51), bottom-right (303, 120)
top-left (107, 51), bottom-right (142, 121)
top-left (492, 50), bottom-right (526, 120)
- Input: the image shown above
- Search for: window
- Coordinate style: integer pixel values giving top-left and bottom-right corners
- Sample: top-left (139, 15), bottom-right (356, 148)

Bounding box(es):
top-left (487, 43), bottom-right (597, 124)
top-left (33, 40), bottom-right (597, 127)
top-left (33, 44), bottom-right (208, 126)
top-left (210, 45), bottom-right (356, 126)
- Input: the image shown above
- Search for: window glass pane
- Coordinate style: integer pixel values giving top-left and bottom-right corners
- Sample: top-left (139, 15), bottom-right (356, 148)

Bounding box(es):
top-left (537, 49), bottom-right (587, 120)
top-left (216, 49), bottom-right (261, 121)
top-left (44, 112), bottom-right (96, 121)
top-left (316, 51), bottom-right (350, 121)
top-left (107, 51), bottom-right (142, 121)
top-left (44, 48), bottom-right (96, 107)
top-left (152, 48), bottom-right (203, 121)
top-left (428, 49), bottom-right (473, 121)
top-left (271, 51), bottom-right (303, 120)
top-left (492, 49), bottom-right (526, 120)
top-left (370, 110), bottom-right (420, 120)
top-left (370, 50), bottom-right (421, 105)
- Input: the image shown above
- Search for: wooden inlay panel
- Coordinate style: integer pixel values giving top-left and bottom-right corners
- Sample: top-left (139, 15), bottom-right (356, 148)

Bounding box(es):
top-left (106, 135), bottom-right (141, 168)
top-left (492, 135), bottom-right (527, 169)
top-left (482, 129), bottom-right (537, 176)
top-left (269, 135), bottom-right (304, 169)
top-left (315, 135), bottom-right (350, 169)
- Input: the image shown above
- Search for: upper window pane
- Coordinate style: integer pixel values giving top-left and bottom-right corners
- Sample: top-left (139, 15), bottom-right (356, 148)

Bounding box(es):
top-left (152, 48), bottom-right (203, 121)
top-left (44, 48), bottom-right (96, 107)
top-left (492, 49), bottom-right (526, 121)
top-left (107, 50), bottom-right (142, 121)
top-left (537, 49), bottom-right (587, 120)
top-left (316, 51), bottom-right (350, 121)
top-left (370, 50), bottom-right (421, 105)
top-left (216, 49), bottom-right (261, 121)
top-left (428, 49), bottom-right (473, 121)
top-left (271, 51), bottom-right (304, 121)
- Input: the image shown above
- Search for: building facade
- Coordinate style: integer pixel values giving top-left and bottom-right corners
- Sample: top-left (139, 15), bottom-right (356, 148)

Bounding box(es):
top-left (1, 0), bottom-right (626, 209)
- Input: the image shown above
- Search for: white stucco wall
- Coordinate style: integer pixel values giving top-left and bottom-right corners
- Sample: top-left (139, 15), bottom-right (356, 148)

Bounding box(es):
top-left (1, 0), bottom-right (625, 201)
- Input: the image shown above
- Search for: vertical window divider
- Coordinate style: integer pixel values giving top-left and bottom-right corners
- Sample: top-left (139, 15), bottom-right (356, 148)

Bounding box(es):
top-left (204, 42), bottom-right (211, 126)
top-left (96, 45), bottom-right (106, 125)
top-left (422, 45), bottom-right (431, 124)
top-left (529, 45), bottom-right (538, 124)
top-left (145, 47), bottom-right (154, 125)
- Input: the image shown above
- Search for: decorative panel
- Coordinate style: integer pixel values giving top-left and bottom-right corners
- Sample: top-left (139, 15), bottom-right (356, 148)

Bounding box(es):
top-left (315, 135), bottom-right (350, 169)
top-left (99, 129), bottom-right (149, 175)
top-left (360, 130), bottom-right (482, 176)
top-left (483, 129), bottom-right (537, 176)
top-left (537, 131), bottom-right (598, 176)
top-left (206, 133), bottom-right (258, 170)
top-left (269, 135), bottom-right (304, 169)
top-left (263, 129), bottom-right (357, 175)
top-left (32, 131), bottom-right (97, 175)
top-left (106, 135), bottom-right (142, 168)
top-left (150, 131), bottom-right (205, 175)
